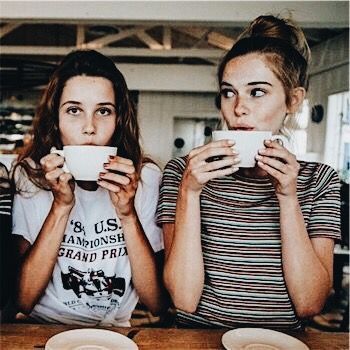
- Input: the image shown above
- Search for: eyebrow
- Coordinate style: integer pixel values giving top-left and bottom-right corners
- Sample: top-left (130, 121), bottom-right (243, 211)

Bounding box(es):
top-left (220, 81), bottom-right (272, 87)
top-left (60, 101), bottom-right (116, 108)
top-left (247, 81), bottom-right (272, 86)
top-left (220, 81), bottom-right (233, 87)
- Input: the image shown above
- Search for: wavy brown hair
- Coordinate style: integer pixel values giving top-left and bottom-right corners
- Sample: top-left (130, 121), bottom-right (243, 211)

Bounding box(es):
top-left (14, 50), bottom-right (144, 190)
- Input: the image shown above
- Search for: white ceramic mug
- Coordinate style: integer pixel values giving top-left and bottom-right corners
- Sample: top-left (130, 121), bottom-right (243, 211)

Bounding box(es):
top-left (212, 130), bottom-right (284, 168)
top-left (51, 145), bottom-right (117, 181)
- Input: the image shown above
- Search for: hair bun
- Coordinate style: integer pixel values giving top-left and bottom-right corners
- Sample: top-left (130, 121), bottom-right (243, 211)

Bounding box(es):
top-left (240, 15), bottom-right (311, 64)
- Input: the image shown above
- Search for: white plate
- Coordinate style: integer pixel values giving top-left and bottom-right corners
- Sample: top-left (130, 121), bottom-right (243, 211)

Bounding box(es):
top-left (222, 328), bottom-right (309, 350)
top-left (45, 328), bottom-right (138, 350)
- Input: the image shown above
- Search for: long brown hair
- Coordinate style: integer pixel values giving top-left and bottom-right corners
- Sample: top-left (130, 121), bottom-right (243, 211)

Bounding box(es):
top-left (14, 50), bottom-right (143, 190)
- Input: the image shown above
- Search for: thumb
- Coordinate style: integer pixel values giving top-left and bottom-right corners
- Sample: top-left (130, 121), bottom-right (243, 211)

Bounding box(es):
top-left (69, 178), bottom-right (75, 193)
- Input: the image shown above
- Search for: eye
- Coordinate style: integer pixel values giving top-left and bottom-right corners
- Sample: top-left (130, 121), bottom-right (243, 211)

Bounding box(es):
top-left (251, 88), bottom-right (266, 97)
top-left (220, 89), bottom-right (235, 98)
top-left (67, 106), bottom-right (81, 115)
top-left (97, 107), bottom-right (113, 116)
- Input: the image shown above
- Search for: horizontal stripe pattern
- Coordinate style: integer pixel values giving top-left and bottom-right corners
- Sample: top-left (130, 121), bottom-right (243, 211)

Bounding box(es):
top-left (157, 157), bottom-right (341, 329)
top-left (0, 193), bottom-right (12, 216)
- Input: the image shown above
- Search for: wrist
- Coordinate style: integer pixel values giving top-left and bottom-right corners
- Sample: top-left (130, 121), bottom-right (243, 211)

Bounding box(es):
top-left (179, 180), bottom-right (202, 199)
top-left (277, 194), bottom-right (299, 206)
top-left (52, 201), bottom-right (74, 216)
top-left (118, 208), bottom-right (138, 225)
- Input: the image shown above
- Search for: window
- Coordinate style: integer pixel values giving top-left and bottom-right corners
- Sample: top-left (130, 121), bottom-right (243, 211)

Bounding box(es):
top-left (324, 91), bottom-right (350, 182)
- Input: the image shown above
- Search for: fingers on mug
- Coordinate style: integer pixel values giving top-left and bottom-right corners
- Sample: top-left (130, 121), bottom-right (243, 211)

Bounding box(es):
top-left (50, 147), bottom-right (69, 173)
top-left (269, 135), bottom-right (284, 147)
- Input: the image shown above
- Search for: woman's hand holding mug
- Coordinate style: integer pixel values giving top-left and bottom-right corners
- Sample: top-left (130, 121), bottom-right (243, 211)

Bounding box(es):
top-left (182, 140), bottom-right (240, 194)
top-left (41, 148), bottom-right (75, 209)
top-left (98, 156), bottom-right (139, 220)
top-left (256, 139), bottom-right (300, 200)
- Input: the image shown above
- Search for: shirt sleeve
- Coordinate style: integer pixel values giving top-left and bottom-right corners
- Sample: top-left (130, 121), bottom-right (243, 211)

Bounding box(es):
top-left (12, 170), bottom-right (51, 245)
top-left (12, 192), bottom-right (37, 244)
top-left (11, 161), bottom-right (48, 244)
top-left (307, 163), bottom-right (341, 240)
top-left (156, 157), bottom-right (186, 225)
top-left (134, 163), bottom-right (164, 253)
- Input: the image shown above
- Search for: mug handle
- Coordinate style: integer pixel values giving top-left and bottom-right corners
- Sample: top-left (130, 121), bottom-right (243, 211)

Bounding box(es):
top-left (50, 147), bottom-right (69, 173)
top-left (270, 134), bottom-right (286, 147)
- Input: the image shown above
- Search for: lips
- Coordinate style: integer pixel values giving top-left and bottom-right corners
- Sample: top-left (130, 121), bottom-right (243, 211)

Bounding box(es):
top-left (232, 125), bottom-right (255, 131)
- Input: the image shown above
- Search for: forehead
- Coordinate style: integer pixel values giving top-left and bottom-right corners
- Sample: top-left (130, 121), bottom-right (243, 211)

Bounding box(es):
top-left (61, 75), bottom-right (115, 99)
top-left (222, 53), bottom-right (279, 84)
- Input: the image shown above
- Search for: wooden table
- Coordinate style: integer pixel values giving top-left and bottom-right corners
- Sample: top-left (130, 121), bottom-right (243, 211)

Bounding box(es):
top-left (0, 324), bottom-right (349, 349)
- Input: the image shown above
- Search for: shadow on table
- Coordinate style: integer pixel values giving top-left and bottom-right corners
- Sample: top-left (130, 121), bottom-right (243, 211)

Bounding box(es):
top-left (130, 303), bottom-right (176, 327)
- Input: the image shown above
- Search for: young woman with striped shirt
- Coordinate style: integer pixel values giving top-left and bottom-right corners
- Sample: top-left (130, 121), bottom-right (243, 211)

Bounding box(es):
top-left (157, 15), bottom-right (341, 330)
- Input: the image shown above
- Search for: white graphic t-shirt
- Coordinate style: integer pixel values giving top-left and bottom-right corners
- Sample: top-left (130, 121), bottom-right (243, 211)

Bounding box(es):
top-left (12, 163), bottom-right (163, 326)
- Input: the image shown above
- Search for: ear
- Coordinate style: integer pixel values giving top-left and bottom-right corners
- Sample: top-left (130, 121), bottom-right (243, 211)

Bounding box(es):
top-left (287, 87), bottom-right (306, 114)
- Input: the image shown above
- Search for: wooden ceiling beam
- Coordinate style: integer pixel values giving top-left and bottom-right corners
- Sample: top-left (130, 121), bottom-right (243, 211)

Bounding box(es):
top-left (85, 26), bottom-right (152, 48)
top-left (0, 22), bottom-right (22, 39)
top-left (163, 27), bottom-right (171, 50)
top-left (177, 26), bottom-right (208, 39)
top-left (136, 31), bottom-right (163, 50)
top-left (174, 26), bottom-right (234, 50)
top-left (207, 32), bottom-right (234, 50)
top-left (0, 45), bottom-right (224, 59)
top-left (76, 25), bottom-right (85, 47)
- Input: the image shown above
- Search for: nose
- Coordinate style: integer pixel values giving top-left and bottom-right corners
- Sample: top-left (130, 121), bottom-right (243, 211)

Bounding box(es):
top-left (234, 95), bottom-right (249, 117)
top-left (82, 116), bottom-right (96, 135)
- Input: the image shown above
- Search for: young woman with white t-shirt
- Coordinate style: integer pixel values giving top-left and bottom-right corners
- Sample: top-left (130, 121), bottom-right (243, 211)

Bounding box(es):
top-left (12, 50), bottom-right (169, 326)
